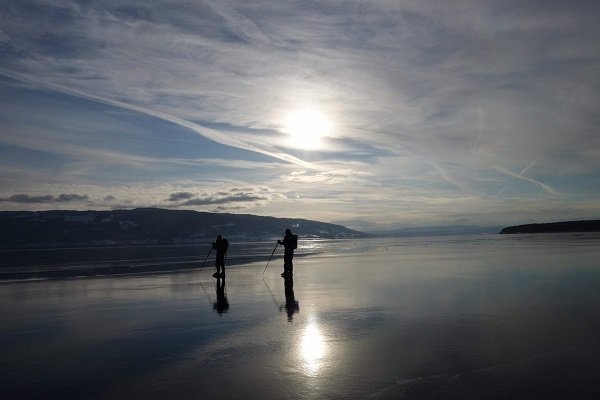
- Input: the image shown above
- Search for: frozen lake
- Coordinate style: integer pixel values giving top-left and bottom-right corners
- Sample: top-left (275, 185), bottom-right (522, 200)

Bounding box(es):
top-left (2, 234), bottom-right (600, 399)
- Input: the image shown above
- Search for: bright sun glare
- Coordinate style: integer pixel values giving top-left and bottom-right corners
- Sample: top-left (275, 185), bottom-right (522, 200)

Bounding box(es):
top-left (300, 322), bottom-right (326, 375)
top-left (284, 110), bottom-right (331, 150)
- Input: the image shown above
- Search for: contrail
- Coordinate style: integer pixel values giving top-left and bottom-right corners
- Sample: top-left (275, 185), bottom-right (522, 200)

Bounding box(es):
top-left (494, 157), bottom-right (557, 196)
top-left (427, 159), bottom-right (478, 195)
top-left (494, 164), bottom-right (558, 195)
top-left (0, 68), bottom-right (317, 169)
top-left (519, 158), bottom-right (538, 176)
top-left (473, 107), bottom-right (484, 151)
top-left (494, 187), bottom-right (507, 197)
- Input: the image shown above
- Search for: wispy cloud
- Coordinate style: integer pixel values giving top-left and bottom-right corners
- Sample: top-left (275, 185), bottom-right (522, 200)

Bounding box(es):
top-left (0, 67), bottom-right (317, 170)
top-left (0, 0), bottom-right (599, 226)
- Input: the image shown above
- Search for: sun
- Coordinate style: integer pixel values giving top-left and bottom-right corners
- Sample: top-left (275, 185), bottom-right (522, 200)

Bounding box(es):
top-left (284, 110), bottom-right (331, 150)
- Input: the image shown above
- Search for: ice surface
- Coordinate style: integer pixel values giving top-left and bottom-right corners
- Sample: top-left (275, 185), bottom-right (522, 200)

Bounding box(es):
top-left (2, 234), bottom-right (600, 399)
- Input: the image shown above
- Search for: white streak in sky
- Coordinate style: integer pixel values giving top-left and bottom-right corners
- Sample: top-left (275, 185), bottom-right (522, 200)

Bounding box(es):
top-left (519, 158), bottom-right (538, 176)
top-left (473, 107), bottom-right (483, 151)
top-left (427, 159), bottom-right (477, 195)
top-left (495, 164), bottom-right (559, 195)
top-left (0, 67), bottom-right (317, 170)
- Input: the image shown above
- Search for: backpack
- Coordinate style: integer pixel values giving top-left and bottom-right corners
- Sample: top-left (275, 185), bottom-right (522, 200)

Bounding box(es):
top-left (291, 234), bottom-right (298, 250)
top-left (223, 238), bottom-right (229, 252)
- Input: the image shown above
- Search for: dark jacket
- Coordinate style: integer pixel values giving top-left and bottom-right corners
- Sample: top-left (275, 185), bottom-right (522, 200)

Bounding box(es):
top-left (278, 233), bottom-right (295, 254)
top-left (213, 237), bottom-right (228, 256)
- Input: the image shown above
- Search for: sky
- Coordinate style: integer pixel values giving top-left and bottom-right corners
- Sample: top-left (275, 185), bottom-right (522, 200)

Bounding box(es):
top-left (1, 0), bottom-right (599, 230)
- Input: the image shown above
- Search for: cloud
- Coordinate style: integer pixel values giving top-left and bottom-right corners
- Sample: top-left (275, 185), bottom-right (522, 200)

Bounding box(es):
top-left (56, 193), bottom-right (89, 202)
top-left (1, 1), bottom-right (599, 226)
top-left (0, 67), bottom-right (318, 171)
top-left (0, 193), bottom-right (89, 203)
top-left (167, 192), bottom-right (195, 202)
top-left (163, 187), bottom-right (271, 208)
top-left (181, 193), bottom-right (267, 206)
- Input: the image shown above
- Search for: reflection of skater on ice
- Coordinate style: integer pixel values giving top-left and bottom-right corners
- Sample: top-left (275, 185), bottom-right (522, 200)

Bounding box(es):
top-left (280, 276), bottom-right (299, 321)
top-left (277, 229), bottom-right (297, 277)
top-left (212, 235), bottom-right (229, 278)
top-left (213, 277), bottom-right (229, 315)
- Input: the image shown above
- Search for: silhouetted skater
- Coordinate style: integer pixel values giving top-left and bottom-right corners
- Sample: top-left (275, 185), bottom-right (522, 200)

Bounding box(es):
top-left (277, 229), bottom-right (297, 277)
top-left (213, 276), bottom-right (229, 315)
top-left (212, 235), bottom-right (229, 278)
top-left (281, 276), bottom-right (299, 321)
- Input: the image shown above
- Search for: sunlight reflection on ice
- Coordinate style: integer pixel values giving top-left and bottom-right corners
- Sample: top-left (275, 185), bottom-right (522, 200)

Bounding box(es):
top-left (299, 318), bottom-right (327, 376)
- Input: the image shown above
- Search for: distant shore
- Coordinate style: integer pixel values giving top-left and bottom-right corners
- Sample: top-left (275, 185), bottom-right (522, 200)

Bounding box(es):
top-left (500, 220), bottom-right (600, 234)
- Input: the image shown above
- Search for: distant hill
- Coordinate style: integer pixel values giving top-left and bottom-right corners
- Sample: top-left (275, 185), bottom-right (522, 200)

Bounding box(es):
top-left (0, 208), bottom-right (366, 248)
top-left (500, 220), bottom-right (600, 234)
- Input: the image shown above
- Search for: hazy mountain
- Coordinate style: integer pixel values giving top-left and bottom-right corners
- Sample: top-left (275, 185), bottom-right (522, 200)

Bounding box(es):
top-left (500, 220), bottom-right (600, 234)
top-left (0, 208), bottom-right (366, 248)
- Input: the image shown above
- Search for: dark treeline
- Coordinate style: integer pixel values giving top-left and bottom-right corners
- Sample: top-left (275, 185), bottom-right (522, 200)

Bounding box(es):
top-left (500, 220), bottom-right (600, 234)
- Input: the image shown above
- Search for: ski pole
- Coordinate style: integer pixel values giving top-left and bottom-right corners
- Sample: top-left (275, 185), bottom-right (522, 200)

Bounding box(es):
top-left (200, 247), bottom-right (212, 269)
top-left (263, 243), bottom-right (278, 274)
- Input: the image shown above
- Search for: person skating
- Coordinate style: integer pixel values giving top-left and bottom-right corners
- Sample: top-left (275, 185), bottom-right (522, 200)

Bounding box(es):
top-left (212, 235), bottom-right (229, 278)
top-left (277, 229), bottom-right (297, 277)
